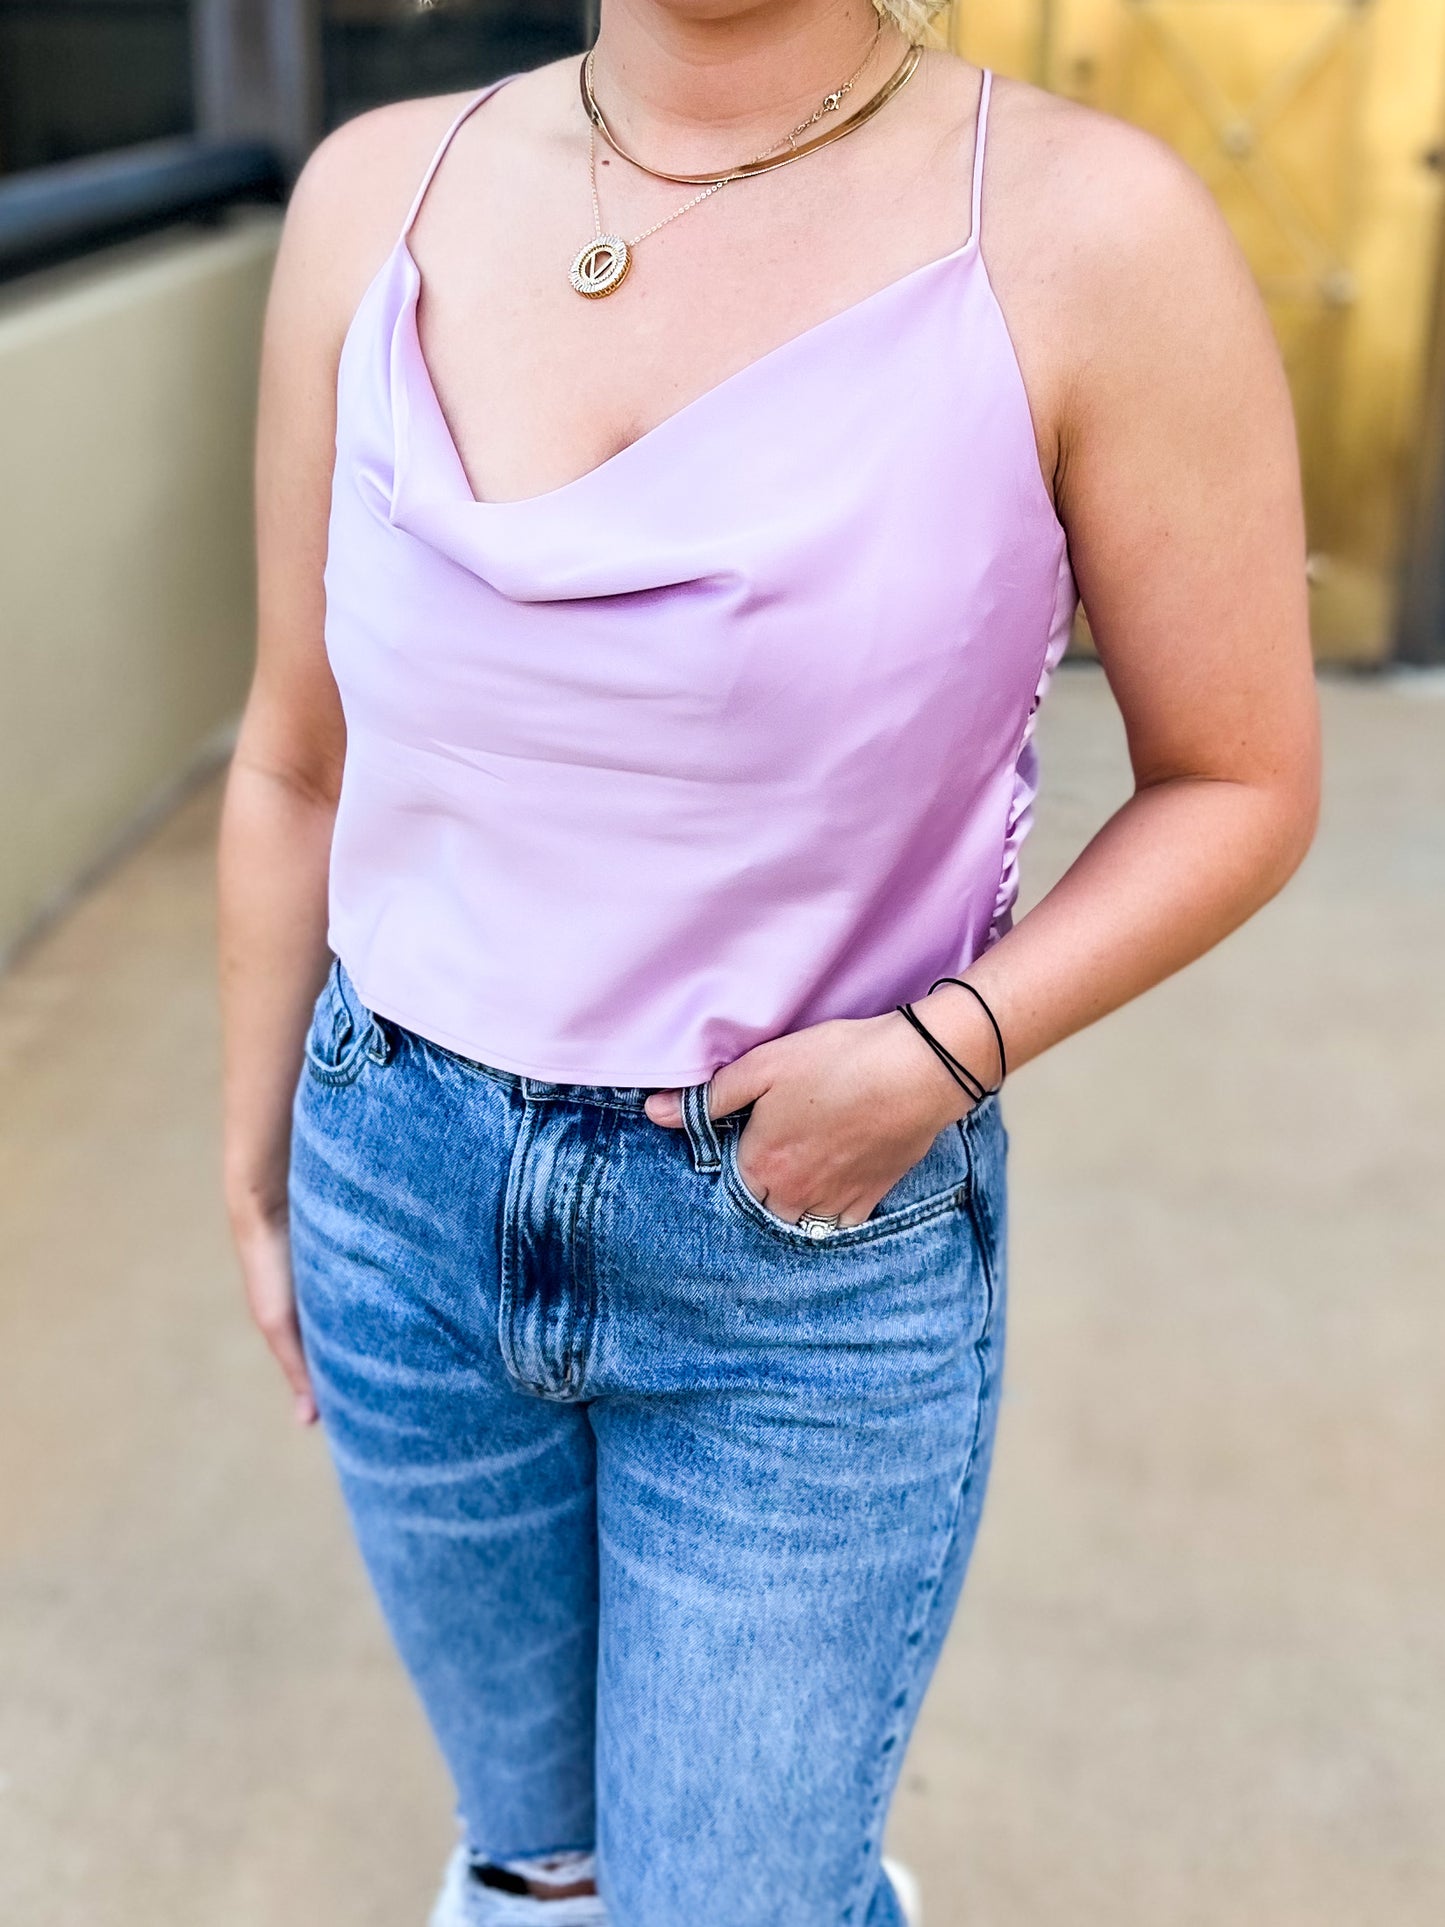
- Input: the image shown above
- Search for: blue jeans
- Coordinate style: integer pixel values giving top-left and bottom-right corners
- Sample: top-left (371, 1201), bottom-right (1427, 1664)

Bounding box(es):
top-left (289, 959), bottom-right (1008, 1926)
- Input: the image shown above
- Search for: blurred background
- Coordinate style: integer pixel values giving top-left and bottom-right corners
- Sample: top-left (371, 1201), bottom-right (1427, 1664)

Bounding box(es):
top-left (1, 4), bottom-right (1441, 1924)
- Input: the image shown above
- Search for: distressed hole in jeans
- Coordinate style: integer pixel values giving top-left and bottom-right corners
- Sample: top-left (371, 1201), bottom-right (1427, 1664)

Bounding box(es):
top-left (473, 1848), bottom-right (598, 1902)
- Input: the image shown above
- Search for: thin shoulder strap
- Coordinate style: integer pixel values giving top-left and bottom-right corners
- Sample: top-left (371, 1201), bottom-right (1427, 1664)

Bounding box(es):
top-left (970, 68), bottom-right (993, 247)
top-left (400, 80), bottom-right (506, 240)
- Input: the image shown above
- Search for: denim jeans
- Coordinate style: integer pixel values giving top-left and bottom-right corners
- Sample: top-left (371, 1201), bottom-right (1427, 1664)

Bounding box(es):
top-left (289, 959), bottom-right (1008, 1926)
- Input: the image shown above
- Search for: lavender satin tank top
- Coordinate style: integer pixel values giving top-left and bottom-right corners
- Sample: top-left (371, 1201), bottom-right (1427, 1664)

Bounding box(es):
top-left (322, 69), bottom-right (1077, 1085)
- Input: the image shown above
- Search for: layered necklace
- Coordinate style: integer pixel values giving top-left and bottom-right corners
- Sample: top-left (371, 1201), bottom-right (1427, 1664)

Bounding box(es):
top-left (569, 30), bottom-right (924, 299)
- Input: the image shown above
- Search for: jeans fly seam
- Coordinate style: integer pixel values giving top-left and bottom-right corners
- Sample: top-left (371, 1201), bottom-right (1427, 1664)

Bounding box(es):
top-left (498, 1094), bottom-right (546, 1392)
top-left (561, 1105), bottom-right (614, 1394)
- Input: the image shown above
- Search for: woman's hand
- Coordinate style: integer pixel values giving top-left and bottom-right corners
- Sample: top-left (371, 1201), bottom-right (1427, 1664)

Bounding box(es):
top-left (229, 1203), bottom-right (317, 1426)
top-left (644, 1006), bottom-right (981, 1227)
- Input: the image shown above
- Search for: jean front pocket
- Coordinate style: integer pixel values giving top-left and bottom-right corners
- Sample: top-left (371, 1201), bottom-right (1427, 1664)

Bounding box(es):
top-left (718, 1110), bottom-right (973, 1252)
top-left (303, 957), bottom-right (389, 1089)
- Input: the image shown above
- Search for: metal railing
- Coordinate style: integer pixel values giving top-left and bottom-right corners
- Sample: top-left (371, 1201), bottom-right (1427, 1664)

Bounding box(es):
top-left (0, 137), bottom-right (284, 283)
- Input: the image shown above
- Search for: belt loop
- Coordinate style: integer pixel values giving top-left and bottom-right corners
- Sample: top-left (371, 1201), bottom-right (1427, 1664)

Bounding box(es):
top-left (365, 1015), bottom-right (392, 1065)
top-left (680, 1080), bottom-right (722, 1174)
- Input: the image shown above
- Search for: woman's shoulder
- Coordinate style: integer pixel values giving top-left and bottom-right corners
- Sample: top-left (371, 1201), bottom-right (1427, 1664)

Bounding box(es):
top-left (302, 58), bottom-right (571, 186)
top-left (932, 60), bottom-right (1264, 506)
top-left (984, 69), bottom-right (1221, 242)
top-left (981, 67), bottom-right (1244, 308)
top-left (275, 61), bottom-right (575, 344)
top-left (975, 65), bottom-right (1260, 420)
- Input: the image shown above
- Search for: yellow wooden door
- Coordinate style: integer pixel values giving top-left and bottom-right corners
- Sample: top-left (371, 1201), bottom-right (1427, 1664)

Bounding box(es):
top-left (944, 0), bottom-right (1445, 661)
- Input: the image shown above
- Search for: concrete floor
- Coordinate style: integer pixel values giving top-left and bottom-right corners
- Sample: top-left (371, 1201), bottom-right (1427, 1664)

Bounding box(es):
top-left (1, 666), bottom-right (1441, 1927)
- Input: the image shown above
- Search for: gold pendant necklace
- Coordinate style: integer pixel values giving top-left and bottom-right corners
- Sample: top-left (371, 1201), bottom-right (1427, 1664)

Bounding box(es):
top-left (569, 131), bottom-right (728, 298)
top-left (569, 32), bottom-right (922, 299)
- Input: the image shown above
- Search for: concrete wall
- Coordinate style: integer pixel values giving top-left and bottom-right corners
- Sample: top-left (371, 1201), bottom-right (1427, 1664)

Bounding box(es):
top-left (0, 214), bottom-right (279, 960)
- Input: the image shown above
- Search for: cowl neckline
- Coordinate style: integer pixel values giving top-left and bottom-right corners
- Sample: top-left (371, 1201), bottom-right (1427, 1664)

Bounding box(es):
top-left (349, 236), bottom-right (1062, 602)
top-left (390, 221), bottom-right (984, 515)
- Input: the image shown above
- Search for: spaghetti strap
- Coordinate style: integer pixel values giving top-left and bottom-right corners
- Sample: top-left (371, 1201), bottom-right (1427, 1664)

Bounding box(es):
top-left (400, 79), bottom-right (509, 240)
top-left (969, 68), bottom-right (993, 247)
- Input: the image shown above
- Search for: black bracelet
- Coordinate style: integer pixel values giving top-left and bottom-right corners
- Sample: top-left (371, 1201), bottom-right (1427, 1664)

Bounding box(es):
top-left (927, 975), bottom-right (1007, 1087)
top-left (894, 1001), bottom-right (989, 1106)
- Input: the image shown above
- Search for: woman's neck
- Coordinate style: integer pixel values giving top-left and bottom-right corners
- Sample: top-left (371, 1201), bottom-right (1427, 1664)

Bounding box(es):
top-left (587, 0), bottom-right (904, 171)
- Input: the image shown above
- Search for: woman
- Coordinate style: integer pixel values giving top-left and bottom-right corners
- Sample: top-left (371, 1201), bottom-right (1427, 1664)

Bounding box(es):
top-left (218, 0), bottom-right (1319, 1916)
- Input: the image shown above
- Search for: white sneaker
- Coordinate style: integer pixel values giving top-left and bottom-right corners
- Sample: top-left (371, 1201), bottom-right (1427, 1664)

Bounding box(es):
top-left (882, 1856), bottom-right (923, 1927)
top-left (428, 1846), bottom-right (476, 1927)
top-left (431, 1842), bottom-right (916, 1925)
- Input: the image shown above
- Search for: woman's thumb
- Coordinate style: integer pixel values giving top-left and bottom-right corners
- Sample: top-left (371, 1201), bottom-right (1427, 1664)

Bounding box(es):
top-left (706, 1047), bottom-right (774, 1122)
top-left (642, 1046), bottom-right (773, 1129)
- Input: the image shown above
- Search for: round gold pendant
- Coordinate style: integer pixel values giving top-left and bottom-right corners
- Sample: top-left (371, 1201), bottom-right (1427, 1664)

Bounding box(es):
top-left (570, 235), bottom-right (630, 299)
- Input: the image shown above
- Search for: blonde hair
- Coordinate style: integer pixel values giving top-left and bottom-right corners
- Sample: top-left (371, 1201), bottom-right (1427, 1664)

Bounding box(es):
top-left (871, 0), bottom-right (951, 44)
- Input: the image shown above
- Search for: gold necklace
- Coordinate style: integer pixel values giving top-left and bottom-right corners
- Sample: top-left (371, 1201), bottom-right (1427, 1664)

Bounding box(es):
top-left (571, 129), bottom-right (726, 297)
top-left (568, 36), bottom-right (923, 299)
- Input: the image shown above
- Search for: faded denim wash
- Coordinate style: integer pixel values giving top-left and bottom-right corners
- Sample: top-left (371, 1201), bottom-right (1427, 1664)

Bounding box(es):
top-left (289, 959), bottom-right (1008, 1926)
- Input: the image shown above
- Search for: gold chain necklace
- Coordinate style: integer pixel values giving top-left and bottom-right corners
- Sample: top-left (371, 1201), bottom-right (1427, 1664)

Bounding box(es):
top-left (568, 34), bottom-right (922, 299)
top-left (571, 129), bottom-right (726, 298)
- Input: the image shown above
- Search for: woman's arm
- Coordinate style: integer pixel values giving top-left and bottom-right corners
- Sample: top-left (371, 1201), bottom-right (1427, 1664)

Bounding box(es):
top-left (941, 111), bottom-right (1319, 1075)
top-left (649, 110), bottom-right (1320, 1222)
top-left (219, 104), bottom-right (458, 1421)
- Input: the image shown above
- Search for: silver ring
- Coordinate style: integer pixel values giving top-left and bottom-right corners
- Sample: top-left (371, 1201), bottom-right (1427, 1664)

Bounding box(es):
top-left (797, 1212), bottom-right (842, 1240)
